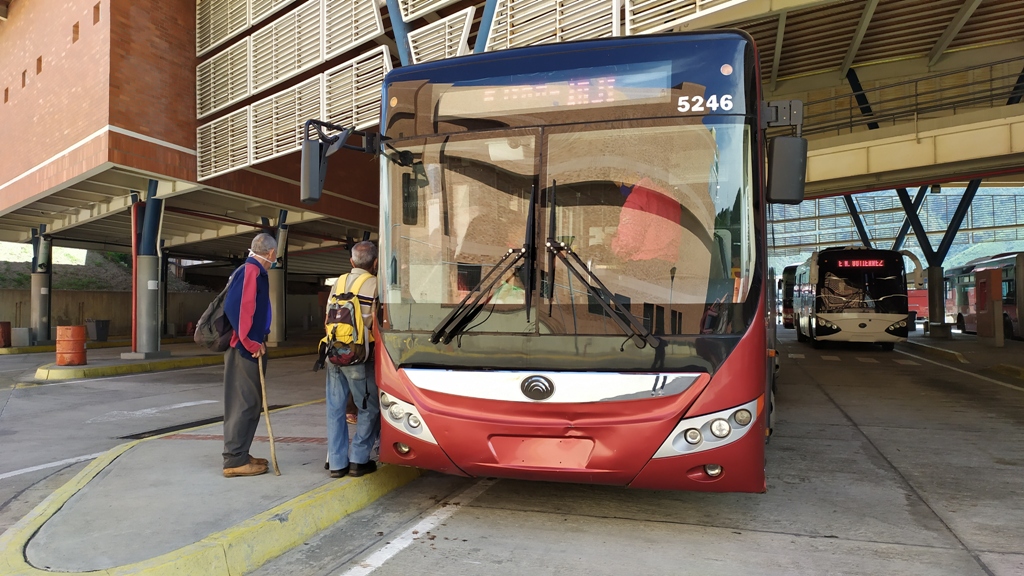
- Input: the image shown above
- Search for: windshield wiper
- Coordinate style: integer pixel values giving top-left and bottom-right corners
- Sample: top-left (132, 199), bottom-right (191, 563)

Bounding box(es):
top-left (545, 180), bottom-right (661, 349)
top-left (430, 185), bottom-right (537, 344)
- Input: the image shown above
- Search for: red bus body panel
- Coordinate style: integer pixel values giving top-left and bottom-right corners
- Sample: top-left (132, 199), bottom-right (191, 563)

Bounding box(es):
top-left (376, 297), bottom-right (769, 493)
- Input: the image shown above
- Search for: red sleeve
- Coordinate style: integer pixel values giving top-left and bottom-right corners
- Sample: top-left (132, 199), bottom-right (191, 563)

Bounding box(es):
top-left (236, 263), bottom-right (262, 354)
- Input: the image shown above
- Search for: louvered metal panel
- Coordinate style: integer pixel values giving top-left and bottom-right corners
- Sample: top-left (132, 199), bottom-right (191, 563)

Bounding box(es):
top-left (250, 76), bottom-right (324, 163)
top-left (625, 0), bottom-right (739, 36)
top-left (324, 0), bottom-right (385, 60)
top-left (486, 0), bottom-right (618, 52)
top-left (399, 0), bottom-right (461, 23)
top-left (408, 7), bottom-right (475, 63)
top-left (325, 46), bottom-right (392, 130)
top-left (197, 107), bottom-right (251, 180)
top-left (196, 37), bottom-right (250, 119)
top-left (250, 0), bottom-right (323, 94)
top-left (251, 0), bottom-right (293, 26)
top-left (196, 0), bottom-right (249, 56)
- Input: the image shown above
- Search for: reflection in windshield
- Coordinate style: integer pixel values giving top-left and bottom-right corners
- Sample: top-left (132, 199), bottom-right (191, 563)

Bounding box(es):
top-left (817, 268), bottom-right (907, 315)
top-left (380, 119), bottom-right (755, 337)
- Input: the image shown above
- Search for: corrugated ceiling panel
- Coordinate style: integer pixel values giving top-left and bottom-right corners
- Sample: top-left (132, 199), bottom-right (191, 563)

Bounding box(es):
top-left (399, 0), bottom-right (462, 23)
top-left (197, 37), bottom-right (250, 119)
top-left (408, 7), bottom-right (475, 63)
top-left (325, 45), bottom-right (392, 130)
top-left (487, 0), bottom-right (617, 52)
top-left (948, 0), bottom-right (1024, 50)
top-left (251, 76), bottom-right (324, 163)
top-left (197, 0), bottom-right (249, 56)
top-left (197, 107), bottom-right (250, 180)
top-left (325, 0), bottom-right (385, 60)
top-left (251, 0), bottom-right (294, 26)
top-left (250, 0), bottom-right (323, 94)
top-left (627, 0), bottom-right (752, 36)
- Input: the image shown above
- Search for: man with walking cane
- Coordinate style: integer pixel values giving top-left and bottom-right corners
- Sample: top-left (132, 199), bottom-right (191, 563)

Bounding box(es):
top-left (221, 233), bottom-right (278, 478)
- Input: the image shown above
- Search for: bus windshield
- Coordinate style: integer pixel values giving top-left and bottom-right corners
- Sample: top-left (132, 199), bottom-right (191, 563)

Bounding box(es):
top-left (381, 116), bottom-right (755, 337)
top-left (816, 255), bottom-right (907, 315)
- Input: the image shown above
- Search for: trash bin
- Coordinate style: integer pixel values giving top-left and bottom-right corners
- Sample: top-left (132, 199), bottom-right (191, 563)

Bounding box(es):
top-left (56, 325), bottom-right (87, 366)
top-left (0, 321), bottom-right (11, 347)
top-left (907, 311), bottom-right (917, 332)
top-left (85, 319), bottom-right (110, 342)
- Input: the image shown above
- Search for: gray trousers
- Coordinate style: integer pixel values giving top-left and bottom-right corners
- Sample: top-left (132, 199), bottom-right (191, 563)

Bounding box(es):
top-left (222, 347), bottom-right (266, 468)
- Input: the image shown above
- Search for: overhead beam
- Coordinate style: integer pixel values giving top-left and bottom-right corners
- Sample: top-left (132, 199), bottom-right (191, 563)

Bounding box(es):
top-left (895, 187), bottom-right (937, 266)
top-left (769, 12), bottom-right (786, 93)
top-left (842, 195), bottom-right (872, 248)
top-left (839, 0), bottom-right (879, 78)
top-left (892, 185), bottom-right (928, 251)
top-left (927, 0), bottom-right (983, 67)
top-left (935, 179), bottom-right (980, 263)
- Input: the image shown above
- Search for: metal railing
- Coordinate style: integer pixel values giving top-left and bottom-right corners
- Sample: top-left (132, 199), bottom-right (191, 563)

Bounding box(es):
top-left (797, 56), bottom-right (1024, 137)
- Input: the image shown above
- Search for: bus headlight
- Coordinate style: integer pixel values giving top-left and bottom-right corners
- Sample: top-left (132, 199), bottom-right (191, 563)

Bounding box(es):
top-left (684, 429), bottom-right (702, 445)
top-left (733, 409), bottom-right (752, 426)
top-left (705, 464), bottom-right (723, 477)
top-left (380, 392), bottom-right (394, 408)
top-left (710, 418), bottom-right (731, 438)
top-left (388, 404), bottom-right (405, 420)
top-left (407, 414), bottom-right (421, 428)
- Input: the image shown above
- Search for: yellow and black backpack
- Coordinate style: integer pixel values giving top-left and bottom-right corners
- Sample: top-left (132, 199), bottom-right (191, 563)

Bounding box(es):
top-left (320, 272), bottom-right (373, 366)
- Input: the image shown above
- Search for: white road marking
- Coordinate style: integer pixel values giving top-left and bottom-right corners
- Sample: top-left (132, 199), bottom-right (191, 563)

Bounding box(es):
top-left (857, 357), bottom-right (879, 363)
top-left (0, 452), bottom-right (106, 481)
top-left (895, 350), bottom-right (1024, 393)
top-left (788, 354), bottom-right (805, 359)
top-left (822, 356), bottom-right (840, 361)
top-left (86, 400), bottom-right (218, 423)
top-left (894, 359), bottom-right (919, 366)
top-left (339, 479), bottom-right (497, 576)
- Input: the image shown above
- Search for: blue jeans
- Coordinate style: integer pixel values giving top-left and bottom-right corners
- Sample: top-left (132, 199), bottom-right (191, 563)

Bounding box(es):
top-left (326, 362), bottom-right (380, 470)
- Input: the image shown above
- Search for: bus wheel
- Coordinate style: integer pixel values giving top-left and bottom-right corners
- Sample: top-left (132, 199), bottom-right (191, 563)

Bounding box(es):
top-left (796, 321), bottom-right (807, 342)
top-left (957, 314), bottom-right (966, 332)
top-left (1004, 316), bottom-right (1014, 340)
top-left (880, 342), bottom-right (895, 351)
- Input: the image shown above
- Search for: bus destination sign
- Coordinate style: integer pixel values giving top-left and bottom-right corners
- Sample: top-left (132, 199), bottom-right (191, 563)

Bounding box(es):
top-left (836, 259), bottom-right (885, 268)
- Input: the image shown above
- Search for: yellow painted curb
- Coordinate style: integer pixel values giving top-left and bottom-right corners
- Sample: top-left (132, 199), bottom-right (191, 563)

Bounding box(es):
top-left (985, 364), bottom-right (1024, 381)
top-left (903, 340), bottom-right (968, 364)
top-left (32, 346), bottom-right (318, 381)
top-left (0, 399), bottom-right (420, 576)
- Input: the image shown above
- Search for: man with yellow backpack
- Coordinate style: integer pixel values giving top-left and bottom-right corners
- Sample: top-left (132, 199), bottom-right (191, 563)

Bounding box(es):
top-left (319, 241), bottom-right (380, 478)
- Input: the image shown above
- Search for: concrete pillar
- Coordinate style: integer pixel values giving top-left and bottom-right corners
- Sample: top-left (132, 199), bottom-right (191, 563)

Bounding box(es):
top-left (267, 267), bottom-right (286, 347)
top-left (926, 266), bottom-right (951, 339)
top-left (122, 257), bottom-right (170, 359)
top-left (30, 273), bottom-right (51, 345)
top-left (30, 232), bottom-right (52, 344)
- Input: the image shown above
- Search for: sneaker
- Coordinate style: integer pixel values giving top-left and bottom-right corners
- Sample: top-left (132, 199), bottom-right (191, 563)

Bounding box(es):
top-left (223, 462), bottom-right (268, 478)
top-left (249, 455), bottom-right (268, 466)
top-left (349, 461), bottom-right (377, 477)
top-left (330, 464), bottom-right (351, 478)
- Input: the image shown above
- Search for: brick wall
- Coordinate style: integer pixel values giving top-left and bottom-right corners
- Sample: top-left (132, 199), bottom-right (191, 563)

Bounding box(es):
top-left (108, 0), bottom-right (197, 153)
top-left (0, 0), bottom-right (111, 188)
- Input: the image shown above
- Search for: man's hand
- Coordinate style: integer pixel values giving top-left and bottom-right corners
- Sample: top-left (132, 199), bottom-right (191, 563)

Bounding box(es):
top-left (253, 343), bottom-right (267, 358)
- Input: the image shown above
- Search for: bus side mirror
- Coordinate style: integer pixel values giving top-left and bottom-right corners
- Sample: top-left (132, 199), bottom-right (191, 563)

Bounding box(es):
top-left (301, 138), bottom-right (327, 204)
top-left (767, 136), bottom-right (807, 205)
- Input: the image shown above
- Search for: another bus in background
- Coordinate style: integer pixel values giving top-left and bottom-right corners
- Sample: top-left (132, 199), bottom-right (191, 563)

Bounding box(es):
top-left (945, 252), bottom-right (1023, 338)
top-left (781, 265), bottom-right (797, 329)
top-left (794, 247), bottom-right (909, 350)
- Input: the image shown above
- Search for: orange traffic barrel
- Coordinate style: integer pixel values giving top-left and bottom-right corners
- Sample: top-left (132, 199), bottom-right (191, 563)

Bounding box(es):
top-left (56, 325), bottom-right (87, 366)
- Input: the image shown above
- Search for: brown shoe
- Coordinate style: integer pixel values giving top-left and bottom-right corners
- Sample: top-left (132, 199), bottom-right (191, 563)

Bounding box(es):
top-left (249, 455), bottom-right (268, 466)
top-left (224, 462), bottom-right (268, 478)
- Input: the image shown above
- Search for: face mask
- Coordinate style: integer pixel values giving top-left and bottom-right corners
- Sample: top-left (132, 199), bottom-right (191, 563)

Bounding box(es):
top-left (248, 250), bottom-right (275, 265)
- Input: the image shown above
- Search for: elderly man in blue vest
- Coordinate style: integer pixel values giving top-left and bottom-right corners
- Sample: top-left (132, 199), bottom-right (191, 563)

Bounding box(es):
top-left (221, 233), bottom-right (276, 477)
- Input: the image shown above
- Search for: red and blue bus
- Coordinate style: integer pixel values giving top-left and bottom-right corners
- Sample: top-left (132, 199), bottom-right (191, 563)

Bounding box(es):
top-left (305, 31), bottom-right (806, 492)
top-left (945, 252), bottom-right (1023, 337)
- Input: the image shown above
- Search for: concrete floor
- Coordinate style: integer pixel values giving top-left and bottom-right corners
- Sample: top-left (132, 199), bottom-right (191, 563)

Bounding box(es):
top-left (255, 330), bottom-right (1024, 576)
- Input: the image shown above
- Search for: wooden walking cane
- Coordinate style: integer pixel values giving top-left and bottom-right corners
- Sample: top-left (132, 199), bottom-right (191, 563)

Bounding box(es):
top-left (258, 354), bottom-right (281, 475)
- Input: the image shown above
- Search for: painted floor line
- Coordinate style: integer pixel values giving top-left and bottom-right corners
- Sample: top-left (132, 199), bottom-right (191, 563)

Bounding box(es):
top-left (0, 452), bottom-right (106, 481)
top-left (895, 350), bottom-right (1024, 393)
top-left (85, 400), bottom-right (218, 423)
top-left (339, 479), bottom-right (497, 576)
top-left (15, 365), bottom-right (226, 388)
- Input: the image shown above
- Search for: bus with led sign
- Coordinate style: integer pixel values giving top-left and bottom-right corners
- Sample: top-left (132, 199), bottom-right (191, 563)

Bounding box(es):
top-left (794, 247), bottom-right (909, 350)
top-left (301, 31), bottom-right (808, 493)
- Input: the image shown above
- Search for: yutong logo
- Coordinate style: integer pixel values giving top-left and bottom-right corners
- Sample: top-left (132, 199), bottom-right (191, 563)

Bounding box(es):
top-left (521, 375), bottom-right (554, 401)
